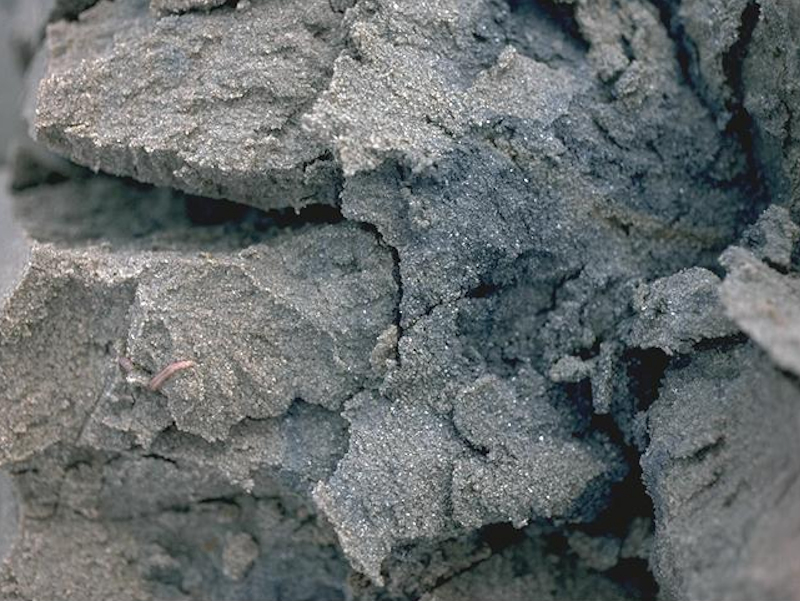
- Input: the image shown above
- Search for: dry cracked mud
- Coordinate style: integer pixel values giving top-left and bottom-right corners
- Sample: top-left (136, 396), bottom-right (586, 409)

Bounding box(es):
top-left (0, 0), bottom-right (799, 599)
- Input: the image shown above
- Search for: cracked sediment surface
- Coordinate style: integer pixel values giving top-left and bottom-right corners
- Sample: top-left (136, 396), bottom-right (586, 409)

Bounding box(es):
top-left (0, 0), bottom-right (799, 599)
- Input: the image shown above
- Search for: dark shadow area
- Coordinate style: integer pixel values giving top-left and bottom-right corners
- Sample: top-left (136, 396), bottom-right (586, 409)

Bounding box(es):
top-left (10, 174), bottom-right (345, 251)
top-left (625, 348), bottom-right (670, 413)
top-left (506, 0), bottom-right (586, 48)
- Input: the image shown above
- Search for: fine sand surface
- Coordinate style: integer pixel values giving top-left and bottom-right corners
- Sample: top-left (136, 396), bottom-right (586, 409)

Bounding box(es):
top-left (0, 2), bottom-right (799, 600)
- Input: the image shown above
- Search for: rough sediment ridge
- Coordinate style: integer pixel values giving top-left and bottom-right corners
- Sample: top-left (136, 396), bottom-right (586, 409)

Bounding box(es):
top-left (35, 0), bottom-right (346, 210)
top-left (660, 0), bottom-right (800, 206)
top-left (0, 0), bottom-right (799, 599)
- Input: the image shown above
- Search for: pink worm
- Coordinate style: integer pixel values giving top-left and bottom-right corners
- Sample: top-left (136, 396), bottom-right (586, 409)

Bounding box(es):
top-left (147, 360), bottom-right (196, 391)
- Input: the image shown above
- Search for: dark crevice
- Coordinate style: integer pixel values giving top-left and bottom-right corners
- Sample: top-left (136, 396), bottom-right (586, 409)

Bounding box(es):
top-left (775, 366), bottom-right (800, 394)
top-left (8, 158), bottom-right (89, 192)
top-left (676, 436), bottom-right (725, 465)
top-left (578, 341), bottom-right (602, 361)
top-left (141, 453), bottom-right (179, 467)
top-left (466, 281), bottom-right (500, 299)
top-left (11, 175), bottom-right (347, 250)
top-left (506, 0), bottom-right (587, 50)
top-left (328, 0), bottom-right (356, 15)
top-left (763, 258), bottom-right (791, 275)
top-left (184, 195), bottom-right (250, 225)
top-left (624, 348), bottom-right (670, 413)
top-left (249, 202), bottom-right (344, 230)
top-left (397, 249), bottom-right (572, 336)
top-left (50, 1), bottom-right (102, 22)
top-left (652, 0), bottom-right (769, 229)
top-left (690, 332), bottom-right (748, 353)
top-left (541, 529), bottom-right (570, 557)
top-left (446, 409), bottom-right (490, 458)
top-left (606, 558), bottom-right (659, 600)
top-left (407, 542), bottom-right (495, 599)
top-left (558, 380), bottom-right (595, 436)
top-left (721, 1), bottom-right (768, 229)
top-left (567, 345), bottom-right (666, 598)
top-left (547, 266), bottom-right (585, 313)
top-left (721, 2), bottom-right (761, 130)
top-left (195, 495), bottom-right (243, 508)
top-left (185, 188), bottom-right (345, 231)
top-left (577, 417), bottom-right (659, 598)
top-left (481, 522), bottom-right (527, 552)
top-left (356, 221), bottom-right (404, 364)
top-left (581, 454), bottom-right (653, 539)
top-left (650, 1), bottom-right (695, 91)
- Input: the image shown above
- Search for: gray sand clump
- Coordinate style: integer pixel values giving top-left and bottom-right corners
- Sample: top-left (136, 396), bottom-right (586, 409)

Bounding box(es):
top-left (0, 0), bottom-right (799, 599)
top-left (35, 0), bottom-right (345, 210)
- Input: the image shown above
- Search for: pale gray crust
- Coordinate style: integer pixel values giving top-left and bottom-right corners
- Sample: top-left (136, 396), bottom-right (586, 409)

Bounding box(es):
top-left (35, 0), bottom-right (345, 210)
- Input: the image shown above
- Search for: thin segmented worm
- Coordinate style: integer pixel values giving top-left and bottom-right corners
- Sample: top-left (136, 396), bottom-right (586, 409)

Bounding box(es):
top-left (147, 360), bottom-right (196, 391)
